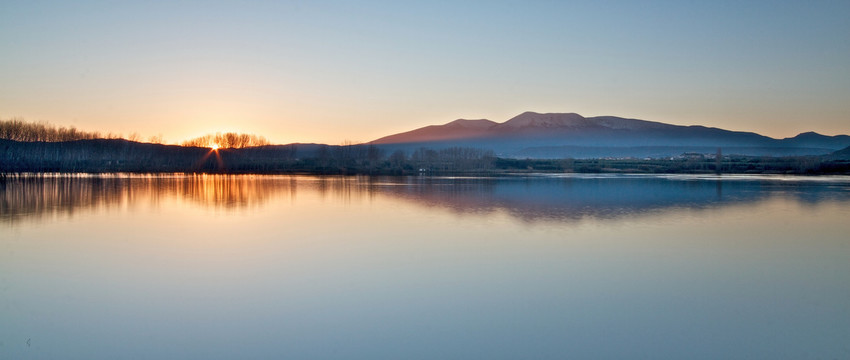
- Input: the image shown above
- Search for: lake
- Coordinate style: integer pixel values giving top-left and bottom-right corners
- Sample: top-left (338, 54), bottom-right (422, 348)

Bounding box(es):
top-left (1, 173), bottom-right (849, 359)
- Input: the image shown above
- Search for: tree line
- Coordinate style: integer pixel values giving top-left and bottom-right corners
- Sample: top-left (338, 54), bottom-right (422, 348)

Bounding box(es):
top-left (0, 138), bottom-right (500, 174)
top-left (182, 132), bottom-right (270, 148)
top-left (0, 118), bottom-right (110, 142)
top-left (0, 118), bottom-right (270, 148)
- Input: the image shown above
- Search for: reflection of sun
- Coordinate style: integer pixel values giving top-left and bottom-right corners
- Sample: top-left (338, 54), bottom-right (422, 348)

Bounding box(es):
top-left (210, 143), bottom-right (220, 150)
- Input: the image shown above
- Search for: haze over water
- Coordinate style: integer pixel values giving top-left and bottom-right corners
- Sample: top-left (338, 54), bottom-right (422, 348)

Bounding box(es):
top-left (2, 174), bottom-right (849, 359)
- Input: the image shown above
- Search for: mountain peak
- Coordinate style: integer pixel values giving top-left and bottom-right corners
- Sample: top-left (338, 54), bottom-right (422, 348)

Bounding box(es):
top-left (499, 112), bottom-right (588, 129)
top-left (445, 119), bottom-right (498, 129)
top-left (790, 131), bottom-right (824, 138)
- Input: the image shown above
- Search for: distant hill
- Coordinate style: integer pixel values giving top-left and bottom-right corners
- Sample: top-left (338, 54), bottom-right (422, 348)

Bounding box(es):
top-left (829, 145), bottom-right (850, 160)
top-left (371, 112), bottom-right (850, 158)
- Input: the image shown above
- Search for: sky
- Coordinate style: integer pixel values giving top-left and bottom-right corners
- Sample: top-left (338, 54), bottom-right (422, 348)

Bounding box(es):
top-left (1, 0), bottom-right (849, 144)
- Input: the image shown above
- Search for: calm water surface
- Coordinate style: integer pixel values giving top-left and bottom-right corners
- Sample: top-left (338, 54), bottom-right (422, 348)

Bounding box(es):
top-left (1, 174), bottom-right (849, 359)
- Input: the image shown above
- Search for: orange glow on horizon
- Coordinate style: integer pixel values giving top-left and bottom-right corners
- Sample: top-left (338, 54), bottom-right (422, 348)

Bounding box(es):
top-left (209, 143), bottom-right (220, 150)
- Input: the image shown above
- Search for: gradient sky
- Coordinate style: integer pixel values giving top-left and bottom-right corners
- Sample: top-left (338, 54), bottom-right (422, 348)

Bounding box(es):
top-left (2, 0), bottom-right (849, 144)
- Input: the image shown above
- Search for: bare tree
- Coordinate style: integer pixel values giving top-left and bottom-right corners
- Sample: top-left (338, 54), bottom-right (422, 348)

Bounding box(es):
top-left (181, 132), bottom-right (270, 148)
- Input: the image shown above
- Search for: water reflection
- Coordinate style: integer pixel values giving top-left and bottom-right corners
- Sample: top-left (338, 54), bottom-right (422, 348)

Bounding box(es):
top-left (0, 174), bottom-right (291, 224)
top-left (373, 175), bottom-right (850, 222)
top-left (3, 173), bottom-right (850, 225)
top-left (2, 173), bottom-right (849, 359)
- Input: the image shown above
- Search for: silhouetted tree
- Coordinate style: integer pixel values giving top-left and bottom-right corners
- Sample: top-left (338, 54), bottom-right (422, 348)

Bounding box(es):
top-left (181, 132), bottom-right (270, 148)
top-left (1, 118), bottom-right (101, 142)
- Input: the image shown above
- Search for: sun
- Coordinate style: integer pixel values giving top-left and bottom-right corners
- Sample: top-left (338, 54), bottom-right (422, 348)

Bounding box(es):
top-left (209, 143), bottom-right (220, 150)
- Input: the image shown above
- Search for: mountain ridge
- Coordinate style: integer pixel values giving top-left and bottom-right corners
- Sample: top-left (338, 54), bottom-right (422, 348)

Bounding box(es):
top-left (370, 111), bottom-right (850, 158)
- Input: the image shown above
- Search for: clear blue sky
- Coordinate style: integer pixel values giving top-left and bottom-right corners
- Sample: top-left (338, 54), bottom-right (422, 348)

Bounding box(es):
top-left (2, 0), bottom-right (848, 144)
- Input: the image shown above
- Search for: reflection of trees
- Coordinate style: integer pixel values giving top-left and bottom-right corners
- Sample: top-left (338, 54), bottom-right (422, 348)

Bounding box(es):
top-left (176, 174), bottom-right (283, 209)
top-left (0, 174), bottom-right (295, 224)
top-left (4, 174), bottom-right (849, 225)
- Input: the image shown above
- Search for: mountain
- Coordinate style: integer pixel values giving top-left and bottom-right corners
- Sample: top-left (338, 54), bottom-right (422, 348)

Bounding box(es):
top-left (829, 145), bottom-right (850, 160)
top-left (780, 131), bottom-right (850, 149)
top-left (371, 112), bottom-right (850, 158)
top-left (372, 119), bottom-right (498, 144)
